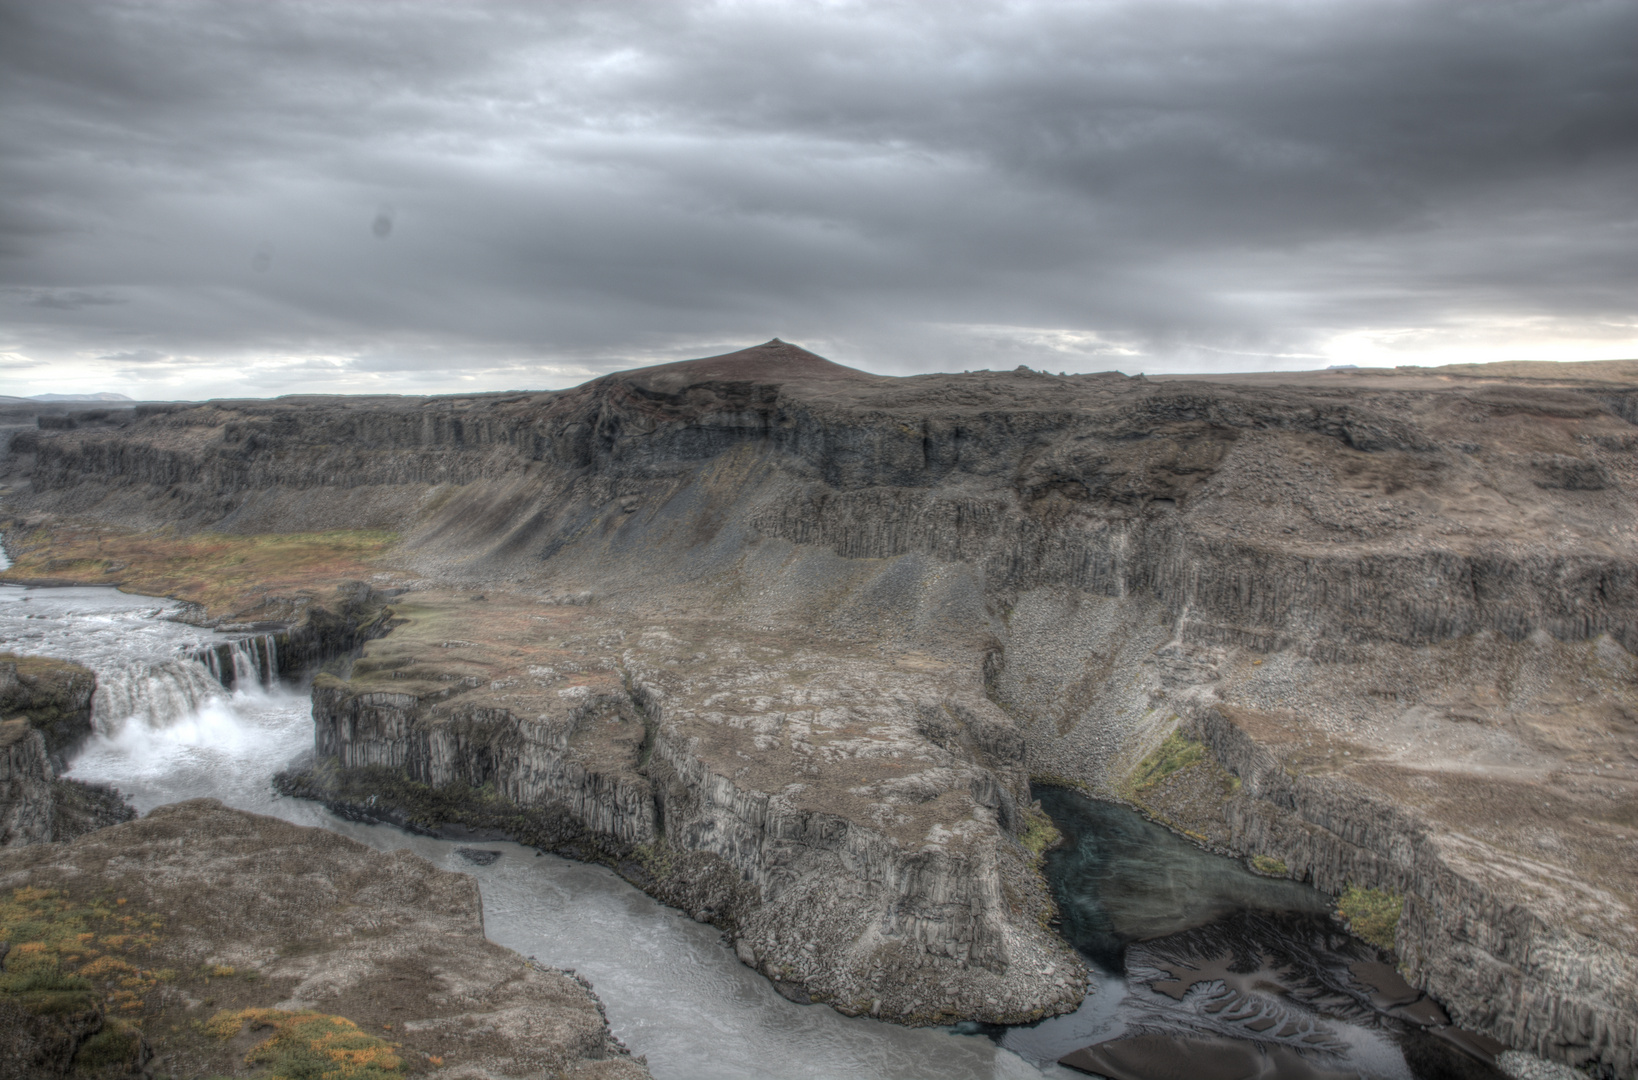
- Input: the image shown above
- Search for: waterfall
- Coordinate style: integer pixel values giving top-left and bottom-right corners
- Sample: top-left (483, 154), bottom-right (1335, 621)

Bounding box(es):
top-left (194, 634), bottom-right (281, 692)
top-left (91, 659), bottom-right (225, 735)
top-left (90, 634), bottom-right (283, 736)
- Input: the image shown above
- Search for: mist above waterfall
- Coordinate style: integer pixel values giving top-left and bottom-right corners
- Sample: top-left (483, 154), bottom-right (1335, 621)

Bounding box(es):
top-left (70, 680), bottom-right (314, 816)
top-left (0, 584), bottom-right (313, 812)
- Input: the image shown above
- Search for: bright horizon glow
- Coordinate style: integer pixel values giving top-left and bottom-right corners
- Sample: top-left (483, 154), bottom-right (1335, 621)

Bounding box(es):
top-left (9, 335), bottom-right (1638, 402)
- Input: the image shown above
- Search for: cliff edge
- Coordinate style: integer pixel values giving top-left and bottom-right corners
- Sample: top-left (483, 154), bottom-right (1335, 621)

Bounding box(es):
top-left (0, 799), bottom-right (650, 1080)
top-left (5, 342), bottom-right (1637, 1072)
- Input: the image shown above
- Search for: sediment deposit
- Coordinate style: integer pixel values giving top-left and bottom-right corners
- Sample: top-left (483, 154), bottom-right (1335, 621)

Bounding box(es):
top-left (5, 342), bottom-right (1638, 1072)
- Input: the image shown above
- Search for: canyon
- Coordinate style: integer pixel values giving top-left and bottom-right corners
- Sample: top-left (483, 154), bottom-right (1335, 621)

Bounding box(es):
top-left (3, 341), bottom-right (1637, 1076)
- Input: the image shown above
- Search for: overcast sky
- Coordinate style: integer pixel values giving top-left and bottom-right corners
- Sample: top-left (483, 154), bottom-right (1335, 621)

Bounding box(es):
top-left (2, 0), bottom-right (1635, 399)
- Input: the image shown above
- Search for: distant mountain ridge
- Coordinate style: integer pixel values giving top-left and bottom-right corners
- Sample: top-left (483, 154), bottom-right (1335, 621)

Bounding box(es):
top-left (0, 392), bottom-right (133, 404)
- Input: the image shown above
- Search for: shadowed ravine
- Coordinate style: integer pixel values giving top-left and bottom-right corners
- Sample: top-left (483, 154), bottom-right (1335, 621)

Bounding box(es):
top-left (1010, 789), bottom-right (1510, 1080)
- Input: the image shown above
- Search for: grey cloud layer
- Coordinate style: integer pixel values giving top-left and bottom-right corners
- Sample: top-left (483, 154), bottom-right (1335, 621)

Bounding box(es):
top-left (1, 0), bottom-right (1635, 392)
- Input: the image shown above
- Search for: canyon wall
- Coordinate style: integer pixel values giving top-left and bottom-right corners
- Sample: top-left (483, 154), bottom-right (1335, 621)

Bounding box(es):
top-left (0, 656), bottom-right (131, 846)
top-left (6, 343), bottom-right (1638, 1071)
top-left (283, 594), bottom-right (1084, 1025)
top-left (1190, 707), bottom-right (1637, 1075)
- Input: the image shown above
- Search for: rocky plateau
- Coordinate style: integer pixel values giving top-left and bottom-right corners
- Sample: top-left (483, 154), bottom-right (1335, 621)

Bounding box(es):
top-left (4, 341), bottom-right (1638, 1076)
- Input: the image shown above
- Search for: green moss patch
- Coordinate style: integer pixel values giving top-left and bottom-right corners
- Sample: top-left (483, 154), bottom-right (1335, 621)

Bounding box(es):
top-left (1337, 884), bottom-right (1403, 952)
top-left (1126, 732), bottom-right (1206, 795)
top-left (0, 886), bottom-right (167, 1017)
top-left (1019, 803), bottom-right (1062, 859)
top-left (1250, 854), bottom-right (1289, 876)
top-left (71, 1019), bottom-right (145, 1072)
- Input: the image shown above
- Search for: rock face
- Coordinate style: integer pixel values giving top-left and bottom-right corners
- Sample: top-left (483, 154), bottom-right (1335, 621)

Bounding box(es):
top-left (0, 798), bottom-right (650, 1079)
top-left (0, 721), bottom-right (55, 845)
top-left (0, 653), bottom-right (97, 768)
top-left (281, 590), bottom-right (1083, 1025)
top-left (1188, 707), bottom-right (1637, 1076)
top-left (0, 656), bottom-right (132, 847)
top-left (7, 342), bottom-right (1638, 1071)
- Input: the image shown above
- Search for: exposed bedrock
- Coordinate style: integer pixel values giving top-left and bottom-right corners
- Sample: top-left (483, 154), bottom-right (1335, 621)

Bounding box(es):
top-left (12, 344), bottom-right (1638, 656)
top-left (172, 580), bottom-right (400, 682)
top-left (0, 722), bottom-right (135, 847)
top-left (1188, 706), bottom-right (1638, 1077)
top-left (0, 653), bottom-right (96, 768)
top-left (995, 578), bottom-right (1638, 1076)
top-left (0, 799), bottom-right (651, 1079)
top-left (289, 592), bottom-right (1084, 1025)
top-left (0, 656), bottom-right (132, 846)
top-left (0, 720), bottom-right (55, 846)
top-left (7, 343), bottom-right (1638, 1065)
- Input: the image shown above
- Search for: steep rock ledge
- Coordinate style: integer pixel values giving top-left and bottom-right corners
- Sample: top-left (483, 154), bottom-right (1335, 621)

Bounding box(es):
top-left (624, 639), bottom-right (1082, 1023)
top-left (0, 655), bottom-right (132, 847)
top-left (0, 653), bottom-right (96, 768)
top-left (280, 591), bottom-right (1084, 1025)
top-left (1146, 706), bottom-right (1638, 1076)
top-left (172, 579), bottom-right (400, 683)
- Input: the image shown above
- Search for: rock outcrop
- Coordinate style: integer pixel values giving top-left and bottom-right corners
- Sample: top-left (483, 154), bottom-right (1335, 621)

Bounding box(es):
top-left (0, 798), bottom-right (650, 1079)
top-left (0, 655), bottom-right (132, 847)
top-left (0, 654), bottom-right (96, 768)
top-left (7, 343), bottom-right (1638, 1071)
top-left (1187, 706), bottom-right (1637, 1075)
top-left (0, 721), bottom-right (56, 846)
top-left (278, 590), bottom-right (1083, 1025)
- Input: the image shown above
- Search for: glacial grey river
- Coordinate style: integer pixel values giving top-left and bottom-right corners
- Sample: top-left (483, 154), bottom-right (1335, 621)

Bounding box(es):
top-left (2, 579), bottom-right (1505, 1080)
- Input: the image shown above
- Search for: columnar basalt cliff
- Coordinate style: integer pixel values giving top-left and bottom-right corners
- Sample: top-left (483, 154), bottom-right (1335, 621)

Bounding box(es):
top-left (1181, 707), bottom-right (1638, 1075)
top-left (6, 343), bottom-right (1638, 1071)
top-left (280, 591), bottom-right (1083, 1025)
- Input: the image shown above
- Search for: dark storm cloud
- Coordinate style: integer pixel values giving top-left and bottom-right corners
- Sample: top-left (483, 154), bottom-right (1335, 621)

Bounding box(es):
top-left (1, 0), bottom-right (1635, 396)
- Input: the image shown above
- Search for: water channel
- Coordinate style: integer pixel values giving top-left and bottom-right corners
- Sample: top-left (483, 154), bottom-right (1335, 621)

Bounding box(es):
top-left (2, 580), bottom-right (1505, 1080)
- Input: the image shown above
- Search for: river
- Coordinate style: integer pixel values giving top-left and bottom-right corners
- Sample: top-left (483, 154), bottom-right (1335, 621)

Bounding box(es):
top-left (2, 580), bottom-right (1503, 1080)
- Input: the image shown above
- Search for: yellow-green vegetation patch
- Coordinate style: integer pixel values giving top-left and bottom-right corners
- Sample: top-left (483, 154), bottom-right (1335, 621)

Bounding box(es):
top-left (0, 886), bottom-right (166, 1018)
top-left (1250, 854), bottom-right (1289, 877)
top-left (208, 1008), bottom-right (403, 1079)
top-left (1337, 884), bottom-right (1403, 952)
top-left (0, 524), bottom-right (398, 618)
top-left (1019, 803), bottom-right (1062, 859)
top-left (1126, 732), bottom-right (1206, 795)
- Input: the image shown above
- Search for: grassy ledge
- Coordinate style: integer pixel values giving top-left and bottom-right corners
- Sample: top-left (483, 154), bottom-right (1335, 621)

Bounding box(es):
top-left (0, 523), bottom-right (399, 619)
top-left (1336, 884), bottom-right (1404, 952)
top-left (1125, 731), bottom-right (1206, 796)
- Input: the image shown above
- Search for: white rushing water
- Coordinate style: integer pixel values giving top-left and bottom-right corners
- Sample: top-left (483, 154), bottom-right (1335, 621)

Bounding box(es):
top-left (1, 581), bottom-right (1077, 1080)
